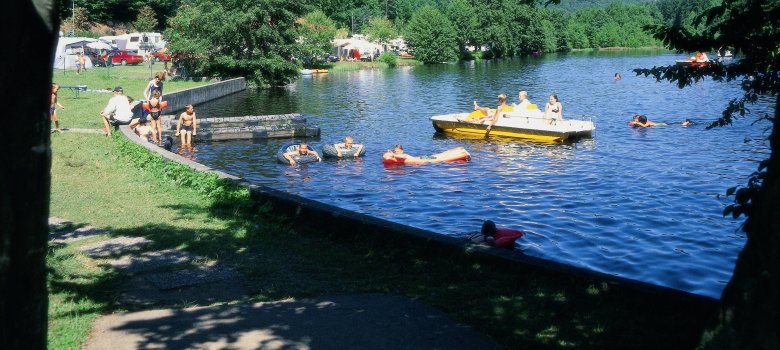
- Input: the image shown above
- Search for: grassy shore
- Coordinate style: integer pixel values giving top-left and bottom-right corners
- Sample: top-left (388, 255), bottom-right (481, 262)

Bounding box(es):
top-left (48, 67), bottom-right (715, 349)
top-left (51, 65), bottom-right (206, 129)
top-left (326, 59), bottom-right (422, 72)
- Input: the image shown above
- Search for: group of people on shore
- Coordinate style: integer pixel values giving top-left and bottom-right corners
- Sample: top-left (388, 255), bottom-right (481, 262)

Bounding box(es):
top-left (96, 72), bottom-right (197, 147)
top-left (467, 91), bottom-right (563, 128)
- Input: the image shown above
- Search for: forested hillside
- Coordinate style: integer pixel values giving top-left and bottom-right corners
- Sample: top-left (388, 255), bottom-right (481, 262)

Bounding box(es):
top-left (60, 0), bottom-right (716, 66)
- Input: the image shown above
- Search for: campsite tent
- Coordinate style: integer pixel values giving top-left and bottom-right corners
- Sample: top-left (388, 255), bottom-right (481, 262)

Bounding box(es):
top-left (334, 37), bottom-right (383, 61)
top-left (53, 37), bottom-right (96, 70)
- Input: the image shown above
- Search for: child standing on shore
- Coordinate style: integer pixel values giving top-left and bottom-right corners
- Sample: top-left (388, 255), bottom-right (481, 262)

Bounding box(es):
top-left (50, 83), bottom-right (65, 132)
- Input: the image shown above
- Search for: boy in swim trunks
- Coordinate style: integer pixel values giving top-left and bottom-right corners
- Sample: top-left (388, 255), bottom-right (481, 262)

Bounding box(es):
top-left (175, 104), bottom-right (197, 147)
top-left (50, 83), bottom-right (65, 132)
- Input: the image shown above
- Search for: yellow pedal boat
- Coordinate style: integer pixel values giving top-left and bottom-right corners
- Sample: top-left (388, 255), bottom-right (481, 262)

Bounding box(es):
top-left (431, 110), bottom-right (595, 143)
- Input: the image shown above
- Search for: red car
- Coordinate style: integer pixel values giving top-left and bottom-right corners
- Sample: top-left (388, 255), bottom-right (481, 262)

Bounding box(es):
top-left (152, 51), bottom-right (173, 62)
top-left (108, 50), bottom-right (144, 66)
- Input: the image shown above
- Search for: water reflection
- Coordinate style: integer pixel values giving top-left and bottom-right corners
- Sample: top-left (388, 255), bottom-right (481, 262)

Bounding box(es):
top-left (175, 145), bottom-right (199, 161)
top-left (188, 51), bottom-right (772, 298)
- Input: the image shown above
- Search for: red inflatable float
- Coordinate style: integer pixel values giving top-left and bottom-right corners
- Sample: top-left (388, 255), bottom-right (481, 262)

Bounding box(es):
top-left (142, 100), bottom-right (169, 111)
top-left (383, 147), bottom-right (470, 165)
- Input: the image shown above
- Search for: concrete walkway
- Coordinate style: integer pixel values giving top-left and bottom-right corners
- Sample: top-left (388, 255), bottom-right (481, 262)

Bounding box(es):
top-left (49, 218), bottom-right (500, 349)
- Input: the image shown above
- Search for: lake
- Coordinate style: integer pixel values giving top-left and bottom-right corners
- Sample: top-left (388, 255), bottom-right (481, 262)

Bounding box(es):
top-left (184, 51), bottom-right (773, 299)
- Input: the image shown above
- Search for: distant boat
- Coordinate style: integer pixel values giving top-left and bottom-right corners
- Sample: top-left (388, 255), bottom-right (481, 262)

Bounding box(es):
top-left (675, 59), bottom-right (715, 67)
top-left (312, 69), bottom-right (329, 74)
top-left (301, 69), bottom-right (313, 75)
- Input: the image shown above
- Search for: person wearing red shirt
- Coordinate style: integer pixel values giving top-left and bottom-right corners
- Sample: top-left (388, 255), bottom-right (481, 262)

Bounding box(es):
top-left (478, 220), bottom-right (525, 248)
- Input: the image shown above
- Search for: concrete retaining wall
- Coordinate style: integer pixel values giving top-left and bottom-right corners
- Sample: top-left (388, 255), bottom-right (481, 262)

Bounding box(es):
top-left (118, 124), bottom-right (720, 309)
top-left (131, 77), bottom-right (247, 118)
top-left (164, 77), bottom-right (246, 112)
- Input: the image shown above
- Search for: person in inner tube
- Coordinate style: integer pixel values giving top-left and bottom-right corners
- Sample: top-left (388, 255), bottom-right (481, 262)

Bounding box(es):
top-left (335, 136), bottom-right (364, 158)
top-left (284, 143), bottom-right (321, 165)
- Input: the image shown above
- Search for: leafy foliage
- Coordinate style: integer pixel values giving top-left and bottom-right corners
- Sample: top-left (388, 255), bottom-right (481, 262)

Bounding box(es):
top-left (297, 10), bottom-right (339, 69)
top-left (114, 134), bottom-right (253, 205)
top-left (446, 0), bottom-right (478, 57)
top-left (165, 0), bottom-right (307, 86)
top-left (378, 51), bottom-right (397, 67)
top-left (61, 7), bottom-right (91, 33)
top-left (404, 6), bottom-right (458, 63)
top-left (133, 5), bottom-right (158, 32)
top-left (364, 17), bottom-right (398, 44)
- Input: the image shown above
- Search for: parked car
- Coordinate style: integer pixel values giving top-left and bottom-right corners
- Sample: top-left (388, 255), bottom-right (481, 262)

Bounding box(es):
top-left (109, 50), bottom-right (144, 66)
top-left (327, 54), bottom-right (339, 62)
top-left (152, 51), bottom-right (173, 62)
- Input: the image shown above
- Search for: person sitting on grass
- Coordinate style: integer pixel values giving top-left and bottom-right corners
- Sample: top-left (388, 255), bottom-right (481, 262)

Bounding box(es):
top-left (135, 120), bottom-right (154, 143)
top-left (100, 86), bottom-right (135, 136)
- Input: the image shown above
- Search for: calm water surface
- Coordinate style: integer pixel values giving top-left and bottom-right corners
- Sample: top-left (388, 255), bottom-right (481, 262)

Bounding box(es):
top-left (185, 51), bottom-right (773, 299)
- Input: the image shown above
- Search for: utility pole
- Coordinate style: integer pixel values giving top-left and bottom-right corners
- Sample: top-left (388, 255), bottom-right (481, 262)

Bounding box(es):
top-left (351, 12), bottom-right (354, 37)
top-left (71, 0), bottom-right (75, 36)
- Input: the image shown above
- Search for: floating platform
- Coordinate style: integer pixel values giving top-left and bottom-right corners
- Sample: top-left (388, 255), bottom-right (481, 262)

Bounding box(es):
top-left (161, 114), bottom-right (320, 141)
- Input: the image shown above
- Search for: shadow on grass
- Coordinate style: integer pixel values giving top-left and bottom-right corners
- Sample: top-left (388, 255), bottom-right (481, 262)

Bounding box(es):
top-left (49, 188), bottom-right (718, 349)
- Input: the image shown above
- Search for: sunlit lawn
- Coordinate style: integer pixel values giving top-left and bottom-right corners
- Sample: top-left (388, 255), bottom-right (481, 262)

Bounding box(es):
top-left (51, 65), bottom-right (206, 129)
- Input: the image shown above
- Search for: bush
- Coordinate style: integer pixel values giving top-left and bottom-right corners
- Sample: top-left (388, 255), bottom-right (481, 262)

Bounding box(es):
top-left (378, 52), bottom-right (397, 67)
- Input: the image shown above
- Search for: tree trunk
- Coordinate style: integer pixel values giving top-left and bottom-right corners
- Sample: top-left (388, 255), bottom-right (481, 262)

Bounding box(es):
top-left (700, 98), bottom-right (780, 349)
top-left (0, 1), bottom-right (58, 348)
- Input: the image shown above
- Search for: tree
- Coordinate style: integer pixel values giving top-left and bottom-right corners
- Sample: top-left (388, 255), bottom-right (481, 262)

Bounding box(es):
top-left (1, 0), bottom-right (58, 348)
top-left (364, 17), bottom-right (397, 45)
top-left (446, 0), bottom-right (478, 58)
top-left (165, 0), bottom-right (307, 86)
top-left (404, 5), bottom-right (457, 63)
top-left (133, 5), bottom-right (158, 32)
top-left (297, 10), bottom-right (338, 68)
top-left (635, 0), bottom-right (780, 348)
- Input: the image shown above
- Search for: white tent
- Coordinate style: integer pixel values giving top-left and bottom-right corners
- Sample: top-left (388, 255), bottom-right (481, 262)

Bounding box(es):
top-left (86, 41), bottom-right (112, 50)
top-left (53, 37), bottom-right (96, 69)
top-left (335, 38), bottom-right (383, 59)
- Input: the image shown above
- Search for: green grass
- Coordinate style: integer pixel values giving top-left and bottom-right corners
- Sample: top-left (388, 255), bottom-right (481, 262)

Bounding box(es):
top-left (48, 68), bottom-right (715, 350)
top-left (327, 59), bottom-right (422, 72)
top-left (52, 65), bottom-right (206, 129)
